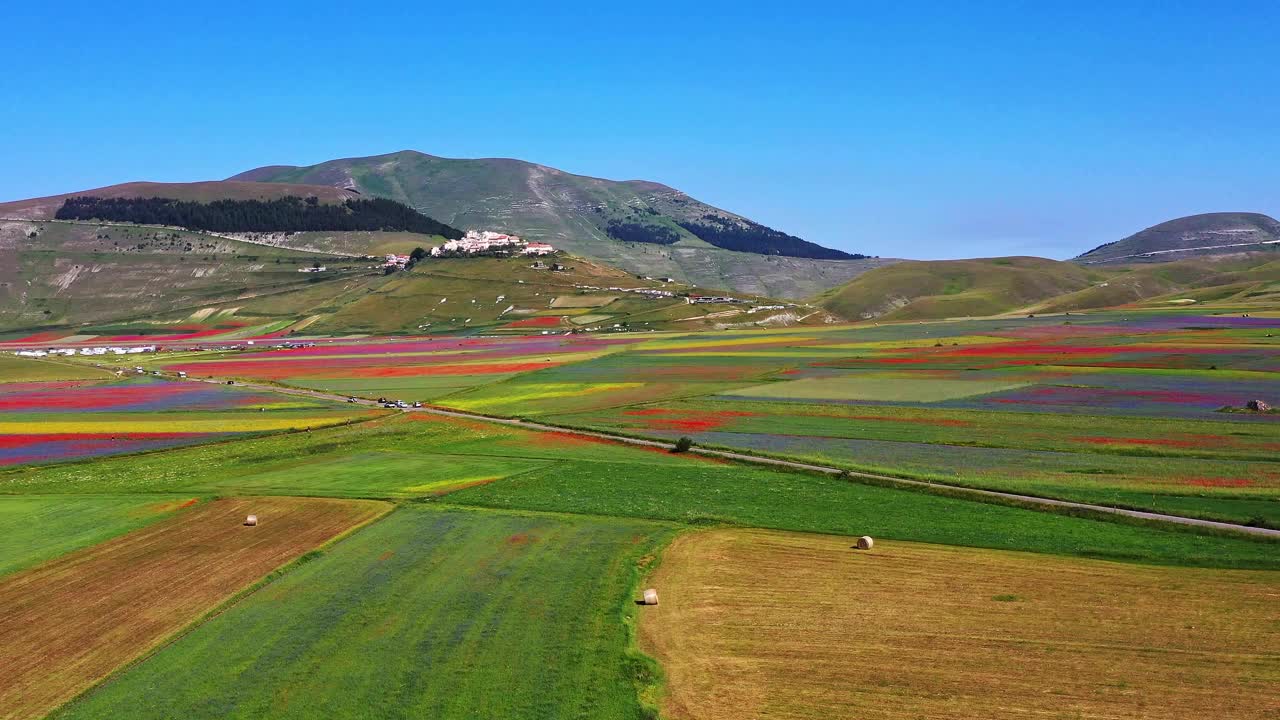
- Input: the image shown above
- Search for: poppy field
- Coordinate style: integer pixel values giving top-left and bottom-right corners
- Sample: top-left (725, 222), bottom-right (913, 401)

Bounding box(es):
top-left (3, 308), bottom-right (1278, 720)
top-left (0, 374), bottom-right (377, 468)
top-left (71, 309), bottom-right (1279, 525)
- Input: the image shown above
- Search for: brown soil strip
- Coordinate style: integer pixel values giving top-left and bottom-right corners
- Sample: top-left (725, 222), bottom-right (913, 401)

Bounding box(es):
top-left (640, 529), bottom-right (1280, 720)
top-left (0, 496), bottom-right (388, 720)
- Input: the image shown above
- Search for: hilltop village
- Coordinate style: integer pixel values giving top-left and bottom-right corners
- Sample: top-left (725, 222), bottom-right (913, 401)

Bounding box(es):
top-left (381, 230), bottom-right (555, 270)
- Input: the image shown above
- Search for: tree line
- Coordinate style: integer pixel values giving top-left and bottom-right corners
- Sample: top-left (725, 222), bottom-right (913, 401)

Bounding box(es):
top-left (676, 214), bottom-right (866, 260)
top-left (56, 196), bottom-right (464, 238)
top-left (604, 219), bottom-right (682, 245)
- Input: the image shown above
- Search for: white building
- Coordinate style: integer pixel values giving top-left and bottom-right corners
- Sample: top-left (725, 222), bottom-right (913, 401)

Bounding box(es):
top-left (430, 230), bottom-right (549, 257)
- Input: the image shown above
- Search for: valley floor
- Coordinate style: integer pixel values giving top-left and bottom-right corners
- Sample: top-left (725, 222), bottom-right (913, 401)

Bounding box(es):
top-left (1, 308), bottom-right (1278, 718)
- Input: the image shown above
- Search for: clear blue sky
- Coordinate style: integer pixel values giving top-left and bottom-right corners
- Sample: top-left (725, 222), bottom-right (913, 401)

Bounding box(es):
top-left (3, 1), bottom-right (1277, 259)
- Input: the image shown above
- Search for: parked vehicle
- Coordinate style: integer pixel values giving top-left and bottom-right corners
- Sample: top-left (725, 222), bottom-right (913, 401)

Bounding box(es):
top-left (348, 397), bottom-right (358, 403)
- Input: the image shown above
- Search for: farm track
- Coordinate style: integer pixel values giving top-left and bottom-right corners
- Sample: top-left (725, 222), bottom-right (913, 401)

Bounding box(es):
top-left (190, 377), bottom-right (1280, 539)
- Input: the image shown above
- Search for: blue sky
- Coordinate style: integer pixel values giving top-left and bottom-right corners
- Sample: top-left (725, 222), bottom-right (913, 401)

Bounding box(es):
top-left (3, 1), bottom-right (1277, 259)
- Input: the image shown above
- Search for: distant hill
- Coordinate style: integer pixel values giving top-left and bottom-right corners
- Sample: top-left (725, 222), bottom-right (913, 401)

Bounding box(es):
top-left (230, 150), bottom-right (891, 297)
top-left (818, 254), bottom-right (1280, 321)
top-left (0, 181), bottom-right (358, 221)
top-left (0, 216), bottom-right (360, 332)
top-left (0, 213), bottom-right (813, 335)
top-left (817, 257), bottom-right (1097, 321)
top-left (1076, 212), bottom-right (1280, 264)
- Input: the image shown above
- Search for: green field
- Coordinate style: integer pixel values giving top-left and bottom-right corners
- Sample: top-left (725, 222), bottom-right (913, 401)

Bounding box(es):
top-left (5, 413), bottom-right (1275, 570)
top-left (0, 355), bottom-right (112, 383)
top-left (446, 458), bottom-right (1280, 570)
top-left (5, 310), bottom-right (1280, 719)
top-left (720, 376), bottom-right (1030, 401)
top-left (0, 494), bottom-right (197, 576)
top-left (55, 507), bottom-right (670, 720)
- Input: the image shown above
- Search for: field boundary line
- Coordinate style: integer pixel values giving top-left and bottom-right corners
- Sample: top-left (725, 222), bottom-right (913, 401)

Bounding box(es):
top-left (183, 376), bottom-right (1280, 540)
top-left (48, 498), bottom-right (396, 717)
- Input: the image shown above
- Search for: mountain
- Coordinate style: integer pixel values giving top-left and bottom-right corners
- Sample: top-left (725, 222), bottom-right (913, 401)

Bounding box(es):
top-left (0, 212), bottom-right (817, 336)
top-left (0, 193), bottom-right (815, 335)
top-left (1075, 212), bottom-right (1280, 264)
top-left (818, 254), bottom-right (1280, 321)
top-left (0, 181), bottom-right (359, 221)
top-left (229, 150), bottom-right (894, 297)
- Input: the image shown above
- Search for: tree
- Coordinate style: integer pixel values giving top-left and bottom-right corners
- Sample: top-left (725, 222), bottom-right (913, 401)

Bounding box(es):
top-left (410, 247), bottom-right (427, 261)
top-left (672, 436), bottom-right (694, 453)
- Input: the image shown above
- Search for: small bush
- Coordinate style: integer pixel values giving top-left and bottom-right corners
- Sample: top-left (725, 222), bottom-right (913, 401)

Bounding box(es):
top-left (672, 436), bottom-right (693, 453)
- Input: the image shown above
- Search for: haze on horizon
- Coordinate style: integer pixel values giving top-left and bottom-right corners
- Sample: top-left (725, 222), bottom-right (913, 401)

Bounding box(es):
top-left (3, 1), bottom-right (1276, 260)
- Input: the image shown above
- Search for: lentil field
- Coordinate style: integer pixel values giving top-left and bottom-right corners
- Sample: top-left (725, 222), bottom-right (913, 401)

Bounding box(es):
top-left (138, 309), bottom-right (1280, 525)
top-left (0, 496), bottom-right (388, 720)
top-left (2, 308), bottom-right (1277, 719)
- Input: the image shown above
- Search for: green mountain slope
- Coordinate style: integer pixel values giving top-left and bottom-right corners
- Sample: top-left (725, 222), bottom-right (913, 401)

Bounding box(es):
top-left (0, 217), bottom-right (812, 336)
top-left (0, 217), bottom-right (366, 332)
top-left (1076, 212), bottom-right (1280, 264)
top-left (1033, 256), bottom-right (1280, 312)
top-left (819, 254), bottom-right (1280, 321)
top-left (230, 150), bottom-right (893, 297)
top-left (817, 257), bottom-right (1098, 320)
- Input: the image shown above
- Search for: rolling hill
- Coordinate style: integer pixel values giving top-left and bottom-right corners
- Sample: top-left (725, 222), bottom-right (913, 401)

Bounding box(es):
top-left (0, 213), bottom-right (812, 336)
top-left (817, 257), bottom-right (1099, 321)
top-left (818, 254), bottom-right (1280, 321)
top-left (0, 216), bottom-right (366, 332)
top-left (1076, 212), bottom-right (1280, 264)
top-left (230, 150), bottom-right (894, 297)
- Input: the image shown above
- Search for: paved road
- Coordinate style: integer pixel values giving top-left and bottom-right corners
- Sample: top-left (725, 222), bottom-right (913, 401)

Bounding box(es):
top-left (202, 377), bottom-right (1280, 539)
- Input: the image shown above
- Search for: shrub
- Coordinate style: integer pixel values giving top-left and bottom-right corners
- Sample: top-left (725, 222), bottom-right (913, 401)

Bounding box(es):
top-left (672, 436), bottom-right (694, 453)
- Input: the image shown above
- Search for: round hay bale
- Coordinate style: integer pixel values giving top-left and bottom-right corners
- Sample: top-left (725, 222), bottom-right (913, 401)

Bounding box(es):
top-left (642, 588), bottom-right (659, 606)
top-left (856, 536), bottom-right (874, 550)
top-left (244, 514), bottom-right (258, 527)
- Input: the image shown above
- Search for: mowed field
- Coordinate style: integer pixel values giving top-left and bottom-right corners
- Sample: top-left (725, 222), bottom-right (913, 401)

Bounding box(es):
top-left (641, 529), bottom-right (1280, 720)
top-left (0, 494), bottom-right (198, 576)
top-left (54, 507), bottom-right (670, 720)
top-left (0, 496), bottom-right (388, 720)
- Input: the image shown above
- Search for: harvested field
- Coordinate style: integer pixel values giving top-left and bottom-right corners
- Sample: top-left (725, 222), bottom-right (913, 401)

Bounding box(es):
top-left (0, 496), bottom-right (388, 720)
top-left (640, 529), bottom-right (1280, 720)
top-left (550, 295), bottom-right (617, 308)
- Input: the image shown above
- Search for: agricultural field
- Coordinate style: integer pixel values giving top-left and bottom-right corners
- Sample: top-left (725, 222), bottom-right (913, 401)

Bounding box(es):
top-left (0, 496), bottom-right (388, 720)
top-left (0, 369), bottom-right (377, 469)
top-left (0, 494), bottom-right (198, 576)
top-left (640, 528), bottom-right (1278, 720)
top-left (3, 307), bottom-right (1278, 719)
top-left (54, 507), bottom-right (671, 720)
top-left (144, 308), bottom-right (1280, 524)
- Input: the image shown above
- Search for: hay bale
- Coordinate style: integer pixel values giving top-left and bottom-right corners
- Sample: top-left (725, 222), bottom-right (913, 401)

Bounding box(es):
top-left (642, 588), bottom-right (659, 606)
top-left (244, 514), bottom-right (258, 527)
top-left (856, 536), bottom-right (874, 550)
